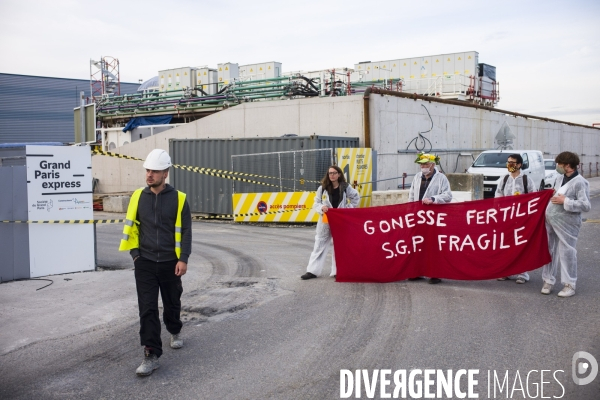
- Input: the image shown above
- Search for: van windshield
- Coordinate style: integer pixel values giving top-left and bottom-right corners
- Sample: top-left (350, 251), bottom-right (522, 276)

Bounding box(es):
top-left (472, 153), bottom-right (512, 168)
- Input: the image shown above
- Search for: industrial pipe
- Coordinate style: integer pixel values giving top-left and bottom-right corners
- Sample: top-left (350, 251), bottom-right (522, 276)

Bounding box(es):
top-left (231, 83), bottom-right (290, 91)
top-left (98, 95), bottom-right (229, 112)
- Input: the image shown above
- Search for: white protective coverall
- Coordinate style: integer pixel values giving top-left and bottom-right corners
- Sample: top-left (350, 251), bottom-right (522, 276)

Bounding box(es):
top-left (407, 169), bottom-right (452, 281)
top-left (305, 183), bottom-right (360, 276)
top-left (495, 171), bottom-right (537, 281)
top-left (494, 171), bottom-right (536, 197)
top-left (541, 174), bottom-right (591, 289)
top-left (408, 169), bottom-right (453, 204)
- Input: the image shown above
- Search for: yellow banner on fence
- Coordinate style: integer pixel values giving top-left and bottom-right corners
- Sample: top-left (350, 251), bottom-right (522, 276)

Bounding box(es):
top-left (337, 148), bottom-right (372, 207)
top-left (232, 192), bottom-right (318, 222)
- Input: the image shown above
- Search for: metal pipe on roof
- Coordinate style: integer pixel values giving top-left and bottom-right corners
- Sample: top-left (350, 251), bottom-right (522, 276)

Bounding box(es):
top-left (231, 83), bottom-right (289, 91)
top-left (97, 105), bottom-right (222, 118)
top-left (97, 95), bottom-right (229, 112)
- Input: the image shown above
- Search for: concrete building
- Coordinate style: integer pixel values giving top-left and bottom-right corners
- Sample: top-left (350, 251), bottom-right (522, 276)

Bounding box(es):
top-left (92, 90), bottom-right (600, 194)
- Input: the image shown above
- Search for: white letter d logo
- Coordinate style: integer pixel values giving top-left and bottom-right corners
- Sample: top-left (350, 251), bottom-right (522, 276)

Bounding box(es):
top-left (572, 351), bottom-right (598, 385)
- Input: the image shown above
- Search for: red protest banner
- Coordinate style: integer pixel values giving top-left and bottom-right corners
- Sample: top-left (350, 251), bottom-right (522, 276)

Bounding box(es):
top-left (327, 190), bottom-right (553, 283)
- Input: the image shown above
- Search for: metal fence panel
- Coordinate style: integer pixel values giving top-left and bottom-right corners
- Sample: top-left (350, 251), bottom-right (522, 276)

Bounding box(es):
top-left (170, 136), bottom-right (358, 214)
top-left (232, 148), bottom-right (333, 194)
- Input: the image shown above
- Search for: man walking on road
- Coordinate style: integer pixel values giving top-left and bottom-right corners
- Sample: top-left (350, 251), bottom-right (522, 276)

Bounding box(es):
top-left (119, 149), bottom-right (192, 376)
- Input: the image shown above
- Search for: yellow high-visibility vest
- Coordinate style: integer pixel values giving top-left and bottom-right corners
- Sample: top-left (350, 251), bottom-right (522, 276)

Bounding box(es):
top-left (119, 188), bottom-right (187, 258)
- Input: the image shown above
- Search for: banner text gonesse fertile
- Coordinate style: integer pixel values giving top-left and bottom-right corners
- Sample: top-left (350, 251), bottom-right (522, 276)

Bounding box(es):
top-left (362, 197), bottom-right (541, 256)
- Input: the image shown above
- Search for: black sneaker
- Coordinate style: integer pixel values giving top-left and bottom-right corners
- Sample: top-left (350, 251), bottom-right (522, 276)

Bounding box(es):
top-left (408, 277), bottom-right (424, 281)
top-left (301, 272), bottom-right (317, 280)
top-left (428, 278), bottom-right (442, 284)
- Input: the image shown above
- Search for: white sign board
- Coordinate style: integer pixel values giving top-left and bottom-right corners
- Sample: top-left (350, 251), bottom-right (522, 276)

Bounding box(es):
top-left (26, 145), bottom-right (95, 277)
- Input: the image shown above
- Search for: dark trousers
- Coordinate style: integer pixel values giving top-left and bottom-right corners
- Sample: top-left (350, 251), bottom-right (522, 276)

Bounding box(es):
top-left (134, 257), bottom-right (183, 358)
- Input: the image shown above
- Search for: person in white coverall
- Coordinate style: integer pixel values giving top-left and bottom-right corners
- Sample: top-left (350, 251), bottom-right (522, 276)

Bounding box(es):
top-left (408, 153), bottom-right (453, 284)
top-left (541, 151), bottom-right (591, 298)
top-left (495, 153), bottom-right (536, 284)
top-left (301, 165), bottom-right (360, 280)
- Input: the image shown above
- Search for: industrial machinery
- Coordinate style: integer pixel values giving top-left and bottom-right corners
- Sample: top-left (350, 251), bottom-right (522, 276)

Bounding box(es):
top-left (91, 53), bottom-right (498, 150)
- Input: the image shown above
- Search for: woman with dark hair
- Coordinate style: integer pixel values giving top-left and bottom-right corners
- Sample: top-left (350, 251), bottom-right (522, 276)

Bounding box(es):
top-left (301, 165), bottom-right (360, 280)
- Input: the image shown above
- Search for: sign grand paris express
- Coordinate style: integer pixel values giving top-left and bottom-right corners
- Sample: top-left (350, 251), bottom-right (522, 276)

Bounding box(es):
top-left (327, 190), bottom-right (553, 282)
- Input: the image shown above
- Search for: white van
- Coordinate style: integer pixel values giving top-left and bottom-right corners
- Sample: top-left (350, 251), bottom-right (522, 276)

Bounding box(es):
top-left (467, 150), bottom-right (546, 198)
top-left (543, 159), bottom-right (558, 189)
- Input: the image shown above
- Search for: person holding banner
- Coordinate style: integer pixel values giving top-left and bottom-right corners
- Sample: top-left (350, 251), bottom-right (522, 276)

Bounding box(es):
top-left (495, 154), bottom-right (537, 284)
top-left (541, 151), bottom-right (590, 298)
top-left (301, 165), bottom-right (360, 280)
top-left (408, 153), bottom-right (452, 284)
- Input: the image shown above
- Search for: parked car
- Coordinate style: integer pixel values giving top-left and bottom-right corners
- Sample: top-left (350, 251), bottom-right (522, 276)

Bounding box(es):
top-left (544, 159), bottom-right (558, 189)
top-left (467, 150), bottom-right (546, 198)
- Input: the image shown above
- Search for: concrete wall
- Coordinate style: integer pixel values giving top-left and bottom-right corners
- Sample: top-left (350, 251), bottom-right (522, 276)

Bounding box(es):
top-left (93, 96), bottom-right (364, 193)
top-left (369, 95), bottom-right (600, 190)
top-left (93, 92), bottom-right (599, 194)
top-left (446, 173), bottom-right (484, 200)
top-left (371, 189), bottom-right (410, 206)
top-left (371, 173), bottom-right (483, 205)
top-left (102, 196), bottom-right (130, 213)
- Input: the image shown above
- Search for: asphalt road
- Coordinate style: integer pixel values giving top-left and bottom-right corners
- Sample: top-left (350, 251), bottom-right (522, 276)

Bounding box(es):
top-left (1, 194), bottom-right (599, 399)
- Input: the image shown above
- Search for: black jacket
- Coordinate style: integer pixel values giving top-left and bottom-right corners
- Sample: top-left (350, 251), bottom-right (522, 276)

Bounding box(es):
top-left (130, 184), bottom-right (192, 263)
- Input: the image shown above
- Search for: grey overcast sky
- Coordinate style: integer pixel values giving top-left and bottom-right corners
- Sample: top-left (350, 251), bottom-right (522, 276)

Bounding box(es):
top-left (1, 0), bottom-right (599, 125)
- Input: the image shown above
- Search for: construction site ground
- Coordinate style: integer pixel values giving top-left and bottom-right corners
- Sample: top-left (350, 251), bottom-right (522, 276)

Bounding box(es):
top-left (1, 177), bottom-right (599, 399)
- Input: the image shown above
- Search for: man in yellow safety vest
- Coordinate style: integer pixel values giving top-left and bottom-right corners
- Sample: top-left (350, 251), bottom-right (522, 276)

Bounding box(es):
top-left (119, 149), bottom-right (192, 377)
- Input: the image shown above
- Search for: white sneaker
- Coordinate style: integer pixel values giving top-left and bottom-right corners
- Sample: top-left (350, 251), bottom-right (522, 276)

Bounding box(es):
top-left (541, 282), bottom-right (553, 295)
top-left (557, 284), bottom-right (575, 298)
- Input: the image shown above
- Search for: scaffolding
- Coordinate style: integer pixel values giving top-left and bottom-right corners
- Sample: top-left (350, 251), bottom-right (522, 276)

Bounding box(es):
top-left (90, 56), bottom-right (120, 102)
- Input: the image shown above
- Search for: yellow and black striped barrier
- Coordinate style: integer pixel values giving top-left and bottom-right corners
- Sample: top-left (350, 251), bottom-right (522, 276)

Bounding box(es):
top-left (172, 163), bottom-right (293, 191)
top-left (196, 206), bottom-right (312, 220)
top-left (91, 149), bottom-right (320, 189)
top-left (1, 207), bottom-right (308, 224)
top-left (1, 219), bottom-right (124, 224)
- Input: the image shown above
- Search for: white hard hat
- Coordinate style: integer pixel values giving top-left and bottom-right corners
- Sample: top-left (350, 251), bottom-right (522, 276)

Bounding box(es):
top-left (143, 149), bottom-right (172, 170)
